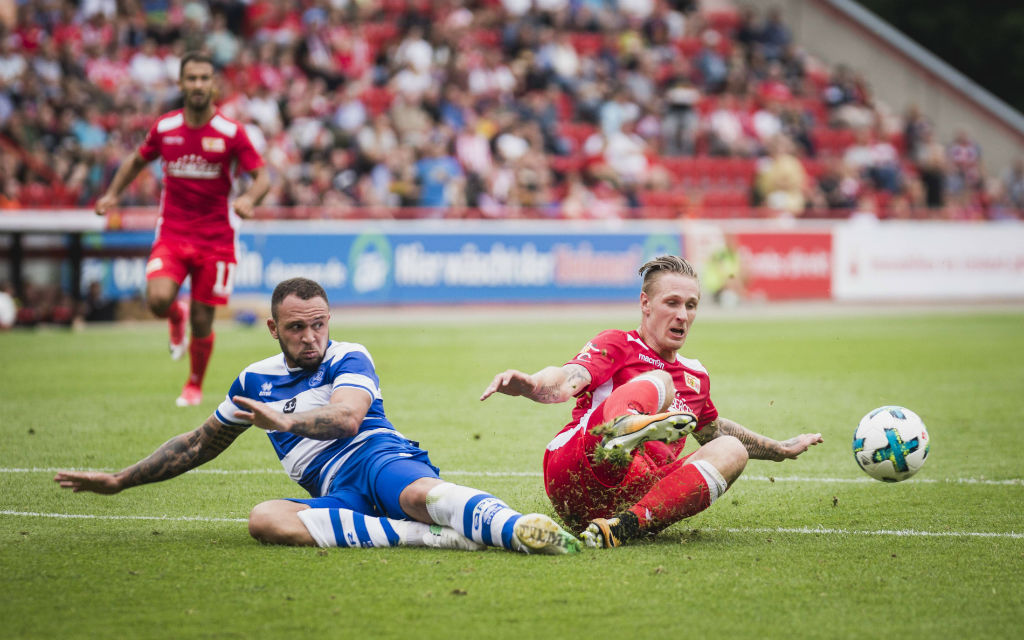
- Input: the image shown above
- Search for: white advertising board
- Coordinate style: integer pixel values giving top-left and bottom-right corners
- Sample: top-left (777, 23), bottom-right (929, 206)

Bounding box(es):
top-left (833, 221), bottom-right (1024, 300)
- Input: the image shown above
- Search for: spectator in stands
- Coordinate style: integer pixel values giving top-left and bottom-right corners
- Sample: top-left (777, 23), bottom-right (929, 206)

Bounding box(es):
top-left (0, 0), bottom-right (1016, 223)
top-left (913, 126), bottom-right (947, 209)
top-left (1003, 158), bottom-right (1024, 214)
top-left (415, 133), bottom-right (464, 210)
top-left (947, 129), bottom-right (983, 195)
top-left (756, 134), bottom-right (807, 216)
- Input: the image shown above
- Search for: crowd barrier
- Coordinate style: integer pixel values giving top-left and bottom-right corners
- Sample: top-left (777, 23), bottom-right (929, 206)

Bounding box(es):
top-left (2, 210), bottom-right (1023, 305)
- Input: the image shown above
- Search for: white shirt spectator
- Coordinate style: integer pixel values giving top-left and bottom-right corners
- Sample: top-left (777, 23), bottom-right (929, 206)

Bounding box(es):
top-left (395, 36), bottom-right (433, 73)
top-left (618, 0), bottom-right (654, 20)
top-left (501, 0), bottom-right (531, 17)
top-left (496, 132), bottom-right (529, 162)
top-left (130, 44), bottom-right (169, 88)
top-left (0, 47), bottom-right (26, 85)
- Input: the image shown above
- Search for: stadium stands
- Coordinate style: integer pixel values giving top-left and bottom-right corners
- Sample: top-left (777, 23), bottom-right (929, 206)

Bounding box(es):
top-left (0, 0), bottom-right (1019, 221)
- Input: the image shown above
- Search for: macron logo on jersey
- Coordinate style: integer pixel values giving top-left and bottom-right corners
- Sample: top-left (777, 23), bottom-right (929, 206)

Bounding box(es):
top-left (638, 352), bottom-right (665, 369)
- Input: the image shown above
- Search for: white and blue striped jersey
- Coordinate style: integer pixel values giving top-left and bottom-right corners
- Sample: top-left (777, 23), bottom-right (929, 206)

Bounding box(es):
top-left (215, 340), bottom-right (403, 497)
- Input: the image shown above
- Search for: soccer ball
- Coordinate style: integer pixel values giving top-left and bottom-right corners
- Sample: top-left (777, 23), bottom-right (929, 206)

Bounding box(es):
top-left (852, 406), bottom-right (930, 482)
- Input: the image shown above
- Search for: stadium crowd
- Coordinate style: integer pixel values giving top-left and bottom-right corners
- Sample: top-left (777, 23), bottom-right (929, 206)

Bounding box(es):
top-left (1, 0), bottom-right (1022, 221)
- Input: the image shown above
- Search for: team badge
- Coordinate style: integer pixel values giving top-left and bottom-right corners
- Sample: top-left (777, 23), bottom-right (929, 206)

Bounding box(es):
top-left (309, 367), bottom-right (325, 387)
top-left (684, 372), bottom-right (700, 393)
top-left (201, 136), bottom-right (226, 152)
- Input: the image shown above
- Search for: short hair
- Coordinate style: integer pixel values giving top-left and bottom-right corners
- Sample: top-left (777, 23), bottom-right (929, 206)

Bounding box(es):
top-left (271, 278), bottom-right (328, 320)
top-left (638, 255), bottom-right (700, 295)
top-left (179, 51), bottom-right (215, 79)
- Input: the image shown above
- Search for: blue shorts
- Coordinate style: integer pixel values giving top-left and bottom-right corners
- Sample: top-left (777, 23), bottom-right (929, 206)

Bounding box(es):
top-left (286, 433), bottom-right (439, 519)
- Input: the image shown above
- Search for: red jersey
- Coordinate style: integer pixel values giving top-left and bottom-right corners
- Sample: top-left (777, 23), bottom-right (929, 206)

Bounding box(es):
top-left (138, 109), bottom-right (264, 248)
top-left (551, 329), bottom-right (718, 446)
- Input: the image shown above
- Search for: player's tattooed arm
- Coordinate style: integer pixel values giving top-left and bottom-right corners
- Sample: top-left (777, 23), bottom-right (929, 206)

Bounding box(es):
top-left (232, 387), bottom-right (370, 440)
top-left (118, 416), bottom-right (247, 489)
top-left (692, 417), bottom-right (823, 461)
top-left (531, 364), bottom-right (592, 403)
top-left (480, 364), bottom-right (591, 404)
top-left (273, 403), bottom-right (364, 440)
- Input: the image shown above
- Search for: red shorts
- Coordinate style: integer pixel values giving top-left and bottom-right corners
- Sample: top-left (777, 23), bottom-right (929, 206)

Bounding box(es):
top-left (146, 238), bottom-right (236, 306)
top-left (542, 403), bottom-right (691, 533)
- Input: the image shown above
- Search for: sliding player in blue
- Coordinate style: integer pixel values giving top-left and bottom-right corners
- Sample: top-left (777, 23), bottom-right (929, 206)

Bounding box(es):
top-left (55, 277), bottom-right (580, 555)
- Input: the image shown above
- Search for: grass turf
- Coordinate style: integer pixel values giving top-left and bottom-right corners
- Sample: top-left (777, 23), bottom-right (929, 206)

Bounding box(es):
top-left (1, 307), bottom-right (1022, 639)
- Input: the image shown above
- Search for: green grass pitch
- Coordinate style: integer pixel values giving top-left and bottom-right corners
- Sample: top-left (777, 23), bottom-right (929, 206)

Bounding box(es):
top-left (2, 306), bottom-right (1022, 639)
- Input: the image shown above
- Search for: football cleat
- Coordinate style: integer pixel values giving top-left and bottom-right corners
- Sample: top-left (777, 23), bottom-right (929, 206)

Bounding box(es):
top-left (168, 299), bottom-right (189, 361)
top-left (580, 517), bottom-right (623, 548)
top-left (594, 411), bottom-right (698, 454)
top-left (175, 383), bottom-right (202, 407)
top-left (421, 525), bottom-right (485, 551)
top-left (513, 513), bottom-right (583, 555)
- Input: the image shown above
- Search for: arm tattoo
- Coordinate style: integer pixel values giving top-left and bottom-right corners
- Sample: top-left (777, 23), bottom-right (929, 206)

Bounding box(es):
top-left (527, 365), bottom-right (590, 404)
top-left (284, 405), bottom-right (359, 440)
top-left (696, 417), bottom-right (788, 461)
top-left (119, 417), bottom-right (246, 489)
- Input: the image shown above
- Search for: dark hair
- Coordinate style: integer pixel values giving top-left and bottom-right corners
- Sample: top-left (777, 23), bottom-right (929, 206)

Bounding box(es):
top-left (271, 278), bottom-right (328, 320)
top-left (638, 255), bottom-right (700, 295)
top-left (179, 51), bottom-right (215, 79)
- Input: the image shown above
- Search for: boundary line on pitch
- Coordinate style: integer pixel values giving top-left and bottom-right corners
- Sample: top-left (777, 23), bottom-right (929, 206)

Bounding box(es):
top-left (2, 510), bottom-right (1021, 539)
top-left (11, 467), bottom-right (1023, 486)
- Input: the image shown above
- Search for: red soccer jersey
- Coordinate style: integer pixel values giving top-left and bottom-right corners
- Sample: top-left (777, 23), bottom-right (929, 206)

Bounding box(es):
top-left (138, 109), bottom-right (264, 248)
top-left (561, 328), bottom-right (718, 439)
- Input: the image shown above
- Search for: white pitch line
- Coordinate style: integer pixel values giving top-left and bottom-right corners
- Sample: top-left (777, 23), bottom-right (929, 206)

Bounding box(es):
top-left (707, 526), bottom-right (1024, 540)
top-left (10, 467), bottom-right (1023, 485)
top-left (2, 510), bottom-right (1021, 539)
top-left (1, 510), bottom-right (246, 523)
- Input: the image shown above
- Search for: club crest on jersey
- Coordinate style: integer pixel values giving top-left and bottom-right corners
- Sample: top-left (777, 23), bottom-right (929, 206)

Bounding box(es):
top-left (684, 372), bottom-right (700, 393)
top-left (308, 367), bottom-right (325, 387)
top-left (201, 136), bottom-right (226, 152)
top-left (259, 382), bottom-right (273, 397)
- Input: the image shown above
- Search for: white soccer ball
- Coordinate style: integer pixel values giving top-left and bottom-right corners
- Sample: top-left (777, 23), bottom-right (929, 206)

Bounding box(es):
top-left (852, 406), bottom-right (930, 482)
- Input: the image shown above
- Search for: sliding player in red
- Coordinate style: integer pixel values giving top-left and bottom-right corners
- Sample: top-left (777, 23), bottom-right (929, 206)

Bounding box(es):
top-left (95, 51), bottom-right (268, 406)
top-left (481, 255), bottom-right (823, 547)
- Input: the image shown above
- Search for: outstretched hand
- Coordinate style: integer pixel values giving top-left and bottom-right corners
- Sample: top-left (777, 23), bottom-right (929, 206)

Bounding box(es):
top-left (777, 433), bottom-right (824, 459)
top-left (233, 395), bottom-right (289, 432)
top-left (480, 369), bottom-right (537, 401)
top-left (54, 470), bottom-right (123, 495)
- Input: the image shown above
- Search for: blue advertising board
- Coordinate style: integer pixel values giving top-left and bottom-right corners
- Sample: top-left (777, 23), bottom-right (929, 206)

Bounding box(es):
top-left (82, 221), bottom-right (684, 304)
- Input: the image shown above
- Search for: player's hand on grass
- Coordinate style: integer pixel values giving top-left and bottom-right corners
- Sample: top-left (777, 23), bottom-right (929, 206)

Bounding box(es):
top-left (54, 470), bottom-right (123, 494)
top-left (777, 433), bottom-right (824, 459)
top-left (94, 193), bottom-right (117, 217)
top-left (233, 395), bottom-right (289, 432)
top-left (480, 370), bottom-right (536, 401)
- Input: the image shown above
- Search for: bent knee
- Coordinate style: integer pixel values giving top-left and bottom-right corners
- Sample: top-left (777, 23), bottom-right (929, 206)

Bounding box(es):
top-left (718, 435), bottom-right (749, 465)
top-left (702, 435), bottom-right (749, 482)
top-left (248, 500), bottom-right (310, 546)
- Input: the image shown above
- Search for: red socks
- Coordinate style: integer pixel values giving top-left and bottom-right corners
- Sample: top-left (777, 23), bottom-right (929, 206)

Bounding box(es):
top-left (188, 333), bottom-right (214, 387)
top-left (628, 463), bottom-right (712, 533)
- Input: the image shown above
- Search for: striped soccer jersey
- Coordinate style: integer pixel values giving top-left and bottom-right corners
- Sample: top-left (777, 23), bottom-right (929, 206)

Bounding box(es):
top-left (215, 340), bottom-right (403, 497)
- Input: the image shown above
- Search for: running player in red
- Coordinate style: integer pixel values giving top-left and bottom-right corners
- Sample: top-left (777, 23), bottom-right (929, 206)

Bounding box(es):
top-left (480, 255), bottom-right (823, 547)
top-left (95, 52), bottom-right (269, 407)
